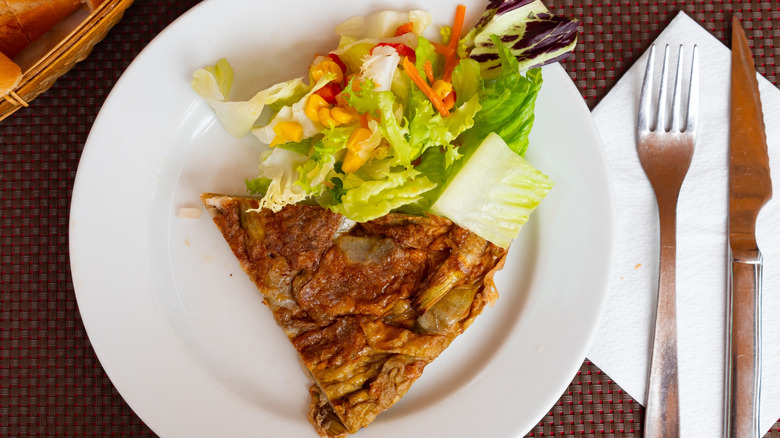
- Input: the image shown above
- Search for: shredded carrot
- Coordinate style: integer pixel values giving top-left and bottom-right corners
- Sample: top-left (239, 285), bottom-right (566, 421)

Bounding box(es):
top-left (449, 5), bottom-right (466, 50)
top-left (443, 5), bottom-right (466, 83)
top-left (431, 41), bottom-right (455, 57)
top-left (403, 57), bottom-right (450, 117)
top-left (424, 60), bottom-right (435, 84)
top-left (394, 21), bottom-right (414, 36)
top-left (443, 59), bottom-right (457, 82)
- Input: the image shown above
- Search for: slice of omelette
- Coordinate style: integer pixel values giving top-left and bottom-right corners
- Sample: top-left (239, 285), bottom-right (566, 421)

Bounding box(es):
top-left (201, 194), bottom-right (507, 437)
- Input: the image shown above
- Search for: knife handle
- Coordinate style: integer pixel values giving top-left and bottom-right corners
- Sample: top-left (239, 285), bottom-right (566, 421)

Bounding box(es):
top-left (725, 250), bottom-right (763, 438)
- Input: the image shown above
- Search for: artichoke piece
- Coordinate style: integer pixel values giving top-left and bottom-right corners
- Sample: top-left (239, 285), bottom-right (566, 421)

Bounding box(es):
top-left (413, 231), bottom-right (487, 313)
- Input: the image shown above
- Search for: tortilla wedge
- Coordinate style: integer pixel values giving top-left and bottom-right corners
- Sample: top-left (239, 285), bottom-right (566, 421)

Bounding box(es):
top-left (201, 193), bottom-right (507, 437)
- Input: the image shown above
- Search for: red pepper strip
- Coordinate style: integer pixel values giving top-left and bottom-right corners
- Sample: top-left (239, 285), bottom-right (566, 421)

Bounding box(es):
top-left (424, 60), bottom-right (435, 84)
top-left (371, 42), bottom-right (416, 63)
top-left (315, 82), bottom-right (343, 105)
top-left (327, 53), bottom-right (347, 74)
top-left (403, 56), bottom-right (450, 117)
top-left (393, 21), bottom-right (414, 36)
top-left (326, 53), bottom-right (348, 87)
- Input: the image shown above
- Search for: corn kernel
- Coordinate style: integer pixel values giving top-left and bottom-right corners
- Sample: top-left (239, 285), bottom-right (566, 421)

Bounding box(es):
top-left (330, 106), bottom-right (355, 124)
top-left (346, 127), bottom-right (373, 152)
top-left (442, 91), bottom-right (456, 111)
top-left (318, 107), bottom-right (338, 127)
top-left (272, 121), bottom-right (303, 143)
top-left (342, 150), bottom-right (364, 173)
top-left (310, 60), bottom-right (344, 84)
top-left (342, 127), bottom-right (375, 173)
top-left (310, 65), bottom-right (324, 83)
top-left (431, 80), bottom-right (453, 100)
top-left (305, 94), bottom-right (330, 123)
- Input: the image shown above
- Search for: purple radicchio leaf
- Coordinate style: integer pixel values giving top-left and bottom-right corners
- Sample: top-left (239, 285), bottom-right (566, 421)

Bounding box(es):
top-left (464, 0), bottom-right (579, 79)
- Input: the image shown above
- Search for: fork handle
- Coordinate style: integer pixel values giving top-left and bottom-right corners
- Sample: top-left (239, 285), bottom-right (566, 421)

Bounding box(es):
top-left (725, 251), bottom-right (763, 438)
top-left (644, 201), bottom-right (681, 438)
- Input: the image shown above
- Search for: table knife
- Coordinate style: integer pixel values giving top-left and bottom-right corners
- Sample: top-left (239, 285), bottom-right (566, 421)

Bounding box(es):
top-left (725, 15), bottom-right (773, 438)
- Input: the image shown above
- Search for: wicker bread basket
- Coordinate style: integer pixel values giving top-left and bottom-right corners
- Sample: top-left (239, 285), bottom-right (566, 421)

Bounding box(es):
top-left (0, 0), bottom-right (134, 121)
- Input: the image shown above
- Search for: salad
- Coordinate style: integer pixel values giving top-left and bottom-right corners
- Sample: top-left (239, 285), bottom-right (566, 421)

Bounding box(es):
top-left (192, 0), bottom-right (578, 248)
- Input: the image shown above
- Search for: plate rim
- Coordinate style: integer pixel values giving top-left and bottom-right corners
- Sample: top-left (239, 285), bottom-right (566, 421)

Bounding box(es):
top-left (69, 1), bottom-right (615, 436)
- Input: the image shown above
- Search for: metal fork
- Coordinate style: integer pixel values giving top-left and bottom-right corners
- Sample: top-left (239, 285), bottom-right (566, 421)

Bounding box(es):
top-left (637, 44), bottom-right (699, 438)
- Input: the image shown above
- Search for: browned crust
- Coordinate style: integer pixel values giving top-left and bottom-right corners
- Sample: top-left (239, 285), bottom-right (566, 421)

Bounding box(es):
top-left (0, 49), bottom-right (20, 93)
top-left (202, 194), bottom-right (508, 436)
top-left (0, 4), bottom-right (29, 57)
top-left (0, 0), bottom-right (82, 57)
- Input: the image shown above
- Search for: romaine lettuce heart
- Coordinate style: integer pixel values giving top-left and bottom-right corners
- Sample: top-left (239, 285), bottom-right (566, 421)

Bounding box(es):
top-left (430, 132), bottom-right (553, 248)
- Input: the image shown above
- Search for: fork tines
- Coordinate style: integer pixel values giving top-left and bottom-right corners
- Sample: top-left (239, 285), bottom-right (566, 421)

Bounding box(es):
top-left (638, 44), bottom-right (699, 137)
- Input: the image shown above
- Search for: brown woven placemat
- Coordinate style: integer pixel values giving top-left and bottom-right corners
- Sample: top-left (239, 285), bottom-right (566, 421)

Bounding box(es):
top-left (552, 0), bottom-right (778, 108)
top-left (0, 0), bottom-right (777, 436)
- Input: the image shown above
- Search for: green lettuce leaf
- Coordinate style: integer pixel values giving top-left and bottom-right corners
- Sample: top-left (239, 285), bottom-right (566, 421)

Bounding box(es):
top-left (335, 10), bottom-right (431, 39)
top-left (458, 36), bottom-right (543, 157)
top-left (275, 138), bottom-right (312, 156)
top-left (408, 92), bottom-right (480, 166)
top-left (406, 37), bottom-right (481, 166)
top-left (252, 72), bottom-right (339, 145)
top-left (337, 40), bottom-right (375, 73)
top-left (390, 67), bottom-right (412, 107)
top-left (332, 33), bottom-right (419, 73)
top-left (296, 126), bottom-right (356, 195)
top-left (330, 166), bottom-right (436, 222)
top-left (192, 58), bottom-right (309, 137)
top-left (430, 132), bottom-right (553, 248)
top-left (245, 176), bottom-right (271, 195)
top-left (413, 36), bottom-right (443, 78)
top-left (248, 148), bottom-right (309, 212)
top-left (398, 147), bottom-right (448, 214)
top-left (451, 58), bottom-right (483, 107)
top-left (205, 58), bottom-right (233, 98)
top-left (342, 78), bottom-right (414, 166)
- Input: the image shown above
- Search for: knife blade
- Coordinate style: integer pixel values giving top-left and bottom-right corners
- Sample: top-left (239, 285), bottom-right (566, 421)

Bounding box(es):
top-left (725, 15), bottom-right (773, 438)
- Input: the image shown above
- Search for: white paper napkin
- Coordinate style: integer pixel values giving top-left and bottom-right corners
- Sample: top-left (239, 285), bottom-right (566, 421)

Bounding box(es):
top-left (587, 11), bottom-right (780, 437)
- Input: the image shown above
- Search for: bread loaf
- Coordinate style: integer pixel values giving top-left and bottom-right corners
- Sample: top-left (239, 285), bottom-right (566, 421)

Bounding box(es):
top-left (0, 49), bottom-right (21, 96)
top-left (0, 0), bottom-right (83, 57)
top-left (0, 6), bottom-right (27, 56)
top-left (83, 0), bottom-right (104, 11)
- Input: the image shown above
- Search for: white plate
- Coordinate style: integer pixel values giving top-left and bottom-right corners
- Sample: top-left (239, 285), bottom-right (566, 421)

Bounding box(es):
top-left (69, 1), bottom-right (614, 437)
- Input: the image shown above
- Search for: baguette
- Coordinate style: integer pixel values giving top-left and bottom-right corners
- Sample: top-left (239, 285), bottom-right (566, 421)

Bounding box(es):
top-left (83, 0), bottom-right (104, 11)
top-left (0, 6), bottom-right (28, 56)
top-left (0, 49), bottom-right (24, 106)
top-left (0, 0), bottom-right (82, 57)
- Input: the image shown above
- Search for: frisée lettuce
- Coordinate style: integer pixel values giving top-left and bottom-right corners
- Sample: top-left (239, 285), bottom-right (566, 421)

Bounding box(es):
top-left (192, 2), bottom-right (578, 248)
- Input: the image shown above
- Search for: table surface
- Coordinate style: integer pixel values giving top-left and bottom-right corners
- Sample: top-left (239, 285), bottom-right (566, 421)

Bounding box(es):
top-left (1, 0), bottom-right (778, 436)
